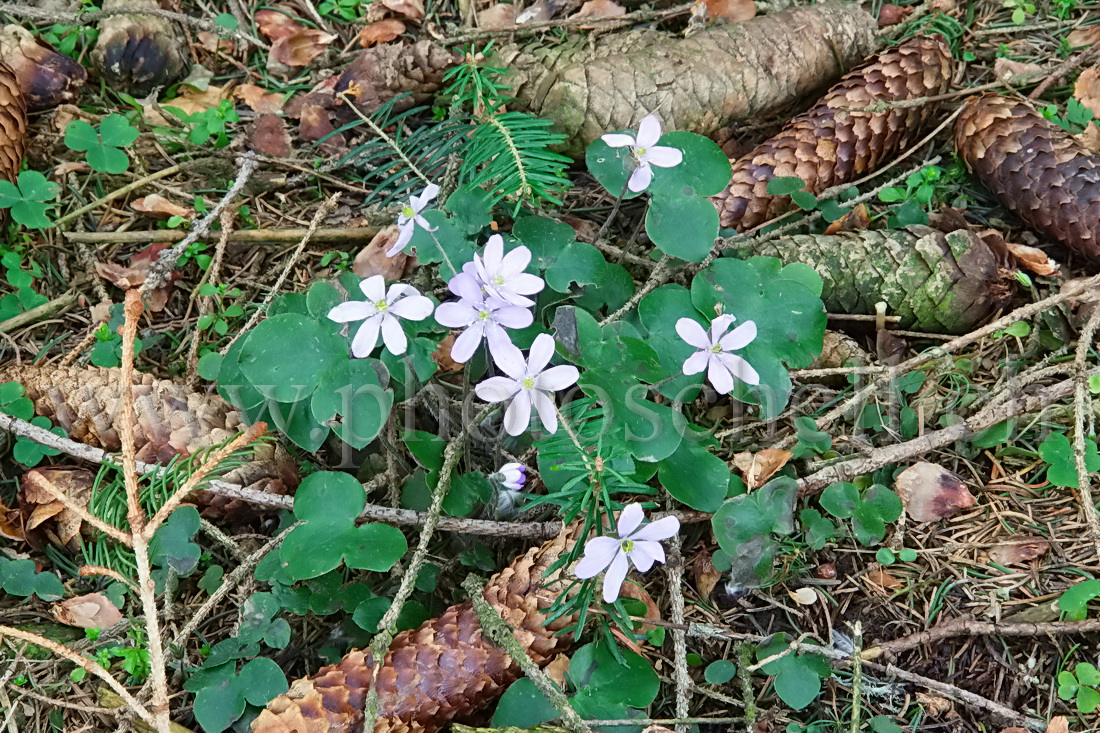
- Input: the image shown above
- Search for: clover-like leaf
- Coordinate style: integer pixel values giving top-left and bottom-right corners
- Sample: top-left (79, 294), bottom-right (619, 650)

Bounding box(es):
top-left (1039, 432), bottom-right (1100, 488)
top-left (1058, 579), bottom-right (1100, 620)
top-left (645, 193), bottom-right (719, 262)
top-left (0, 556), bottom-right (64, 600)
top-left (188, 658), bottom-right (288, 733)
top-left (820, 482), bottom-right (859, 519)
top-left (0, 171), bottom-right (58, 229)
top-left (757, 633), bottom-right (831, 710)
top-left (1076, 662), bottom-right (1100, 687)
top-left (65, 115), bottom-right (138, 174)
top-left (647, 131), bottom-right (731, 199)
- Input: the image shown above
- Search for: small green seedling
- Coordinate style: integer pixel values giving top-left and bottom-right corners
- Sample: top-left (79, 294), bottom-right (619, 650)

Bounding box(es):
top-left (65, 114), bottom-right (140, 174)
top-left (1059, 662), bottom-right (1100, 713)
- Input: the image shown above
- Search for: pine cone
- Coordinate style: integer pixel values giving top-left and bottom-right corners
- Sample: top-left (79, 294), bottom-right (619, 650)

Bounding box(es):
top-left (712, 35), bottom-right (954, 230)
top-left (91, 0), bottom-right (187, 97)
top-left (0, 364), bottom-right (298, 519)
top-left (0, 55), bottom-right (26, 184)
top-left (252, 526), bottom-right (582, 733)
top-left (954, 93), bottom-right (1100, 258)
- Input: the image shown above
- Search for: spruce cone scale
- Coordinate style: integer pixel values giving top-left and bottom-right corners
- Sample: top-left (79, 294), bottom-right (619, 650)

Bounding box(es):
top-left (252, 526), bottom-right (582, 733)
top-left (0, 56), bottom-right (26, 184)
top-left (0, 364), bottom-right (297, 518)
top-left (954, 93), bottom-right (1100, 258)
top-left (712, 35), bottom-right (954, 231)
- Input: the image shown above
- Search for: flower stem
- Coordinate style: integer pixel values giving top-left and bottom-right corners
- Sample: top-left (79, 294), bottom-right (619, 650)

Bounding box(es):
top-left (596, 178), bottom-right (633, 243)
top-left (427, 228), bottom-right (459, 278)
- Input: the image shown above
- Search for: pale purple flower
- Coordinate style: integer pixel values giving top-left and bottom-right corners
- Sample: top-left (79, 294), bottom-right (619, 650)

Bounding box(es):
top-left (387, 183), bottom-right (439, 257)
top-left (600, 114), bottom-right (684, 193)
top-left (574, 504), bottom-right (680, 604)
top-left (492, 462), bottom-right (527, 492)
top-left (473, 235), bottom-right (544, 307)
top-left (676, 314), bottom-right (760, 394)
top-left (328, 275), bottom-right (434, 357)
top-left (434, 272), bottom-right (533, 364)
top-left (474, 333), bottom-right (579, 436)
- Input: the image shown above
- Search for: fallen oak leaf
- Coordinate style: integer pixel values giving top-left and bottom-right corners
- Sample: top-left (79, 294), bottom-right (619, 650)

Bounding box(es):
top-left (130, 194), bottom-right (192, 220)
top-left (234, 83), bottom-right (284, 114)
top-left (269, 28), bottom-right (336, 70)
top-left (255, 7), bottom-right (305, 41)
top-left (988, 536), bottom-right (1050, 566)
top-left (895, 462), bottom-right (977, 523)
top-left (1074, 66), bottom-right (1100, 117)
top-left (248, 114), bottom-right (292, 157)
top-left (732, 448), bottom-right (792, 489)
top-left (52, 592), bottom-right (123, 629)
top-left (359, 18), bottom-right (406, 47)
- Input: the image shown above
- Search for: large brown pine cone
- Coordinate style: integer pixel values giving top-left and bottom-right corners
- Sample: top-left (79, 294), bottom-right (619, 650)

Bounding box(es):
top-left (0, 364), bottom-right (298, 519)
top-left (712, 35), bottom-right (954, 231)
top-left (252, 526), bottom-right (582, 733)
top-left (954, 93), bottom-right (1100, 259)
top-left (0, 56), bottom-right (26, 184)
top-left (91, 0), bottom-right (187, 97)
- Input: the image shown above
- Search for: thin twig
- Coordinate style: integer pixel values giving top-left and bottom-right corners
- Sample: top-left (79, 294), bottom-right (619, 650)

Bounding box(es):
top-left (1073, 303), bottom-right (1100, 556)
top-left (24, 471), bottom-right (131, 545)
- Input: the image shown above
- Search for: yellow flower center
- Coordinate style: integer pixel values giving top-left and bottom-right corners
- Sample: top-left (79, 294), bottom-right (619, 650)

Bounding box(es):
top-left (621, 539), bottom-right (635, 553)
top-left (376, 299), bottom-right (388, 312)
top-left (522, 377), bottom-right (536, 390)
top-left (493, 275), bottom-right (506, 286)
top-left (710, 344), bottom-right (723, 354)
top-left (402, 205), bottom-right (415, 218)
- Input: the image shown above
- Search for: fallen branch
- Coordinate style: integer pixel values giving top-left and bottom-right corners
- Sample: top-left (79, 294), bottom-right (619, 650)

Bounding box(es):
top-left (63, 227), bottom-right (383, 247)
top-left (864, 616), bottom-right (1100, 660)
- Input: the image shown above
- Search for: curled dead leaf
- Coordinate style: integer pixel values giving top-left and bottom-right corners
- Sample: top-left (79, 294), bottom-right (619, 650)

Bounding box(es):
top-left (353, 226), bottom-right (411, 280)
top-left (234, 84), bottom-right (284, 114)
top-left (1004, 240), bottom-right (1060, 276)
top-left (196, 31), bottom-right (234, 55)
top-left (53, 161), bottom-right (89, 177)
top-left (249, 114), bottom-right (292, 157)
top-left (1074, 66), bottom-right (1100, 117)
top-left (822, 203), bottom-right (870, 235)
top-left (269, 29), bottom-right (336, 71)
top-left (20, 467), bottom-right (96, 549)
top-left (370, 0), bottom-right (426, 21)
top-left (255, 8), bottom-right (305, 41)
top-left (916, 693), bottom-right (953, 716)
top-left (131, 194), bottom-right (193, 220)
top-left (693, 548), bottom-right (721, 599)
top-left (993, 58), bottom-right (1043, 82)
top-left (162, 84), bottom-right (231, 117)
top-left (431, 333), bottom-right (463, 373)
top-left (544, 653), bottom-right (570, 687)
top-left (94, 242), bottom-right (178, 312)
top-left (733, 448), bottom-right (792, 489)
top-left (299, 103), bottom-right (346, 154)
top-left (866, 567), bottom-right (901, 589)
top-left (988, 536), bottom-right (1050, 566)
top-left (359, 18), bottom-right (406, 47)
top-left (895, 462), bottom-right (977, 523)
top-left (1046, 717), bottom-right (1069, 733)
top-left (1068, 27), bottom-right (1100, 48)
top-left (570, 0), bottom-right (627, 26)
top-left (877, 4), bottom-right (913, 27)
top-left (52, 593), bottom-right (123, 628)
top-left (477, 4), bottom-right (517, 29)
top-left (0, 498), bottom-right (25, 541)
top-left (698, 0), bottom-right (755, 23)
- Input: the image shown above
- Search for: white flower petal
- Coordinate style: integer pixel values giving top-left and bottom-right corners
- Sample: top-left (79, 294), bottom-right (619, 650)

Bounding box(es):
top-left (449, 272), bottom-right (484, 301)
top-left (629, 515), bottom-right (680, 542)
top-left (682, 350), bottom-right (709, 376)
top-left (410, 183), bottom-right (439, 211)
top-left (449, 324), bottom-right (484, 363)
top-left (503, 389), bottom-right (533, 436)
top-left (602, 550), bottom-right (630, 604)
top-left (509, 273), bottom-right (545, 295)
top-left (489, 338), bottom-right (526, 380)
top-left (500, 244), bottom-right (532, 277)
top-left (635, 114), bottom-right (662, 148)
top-left (413, 214), bottom-right (437, 232)
top-left (601, 133), bottom-right (636, 148)
top-left (627, 540), bottom-right (663, 572)
top-left (643, 145), bottom-right (683, 168)
top-left (574, 537), bottom-right (621, 578)
top-left (360, 275), bottom-right (386, 303)
top-left (475, 376), bottom-right (520, 403)
top-left (717, 352), bottom-right (761, 386)
top-left (527, 333), bottom-right (556, 374)
top-left (707, 357), bottom-right (734, 394)
top-left (483, 234), bottom-right (505, 271)
top-left (388, 294), bottom-right (434, 320)
top-left (675, 318), bottom-right (711, 349)
top-left (328, 301), bottom-right (374, 323)
top-left (380, 314), bottom-right (407, 355)
top-left (719, 320), bottom-right (758, 351)
top-left (627, 163), bottom-right (653, 192)
top-left (494, 304), bottom-right (534, 330)
top-left (531, 390), bottom-right (558, 434)
top-left (709, 314), bottom-right (737, 344)
top-left (434, 302), bottom-right (477, 328)
top-left (617, 503), bottom-right (645, 538)
top-left (385, 282), bottom-right (416, 301)
top-left (536, 365), bottom-right (579, 392)
top-left (350, 316), bottom-right (382, 358)
top-left (387, 222), bottom-right (414, 257)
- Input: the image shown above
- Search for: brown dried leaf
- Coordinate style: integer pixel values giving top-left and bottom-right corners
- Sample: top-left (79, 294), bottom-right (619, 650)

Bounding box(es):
top-left (162, 84), bottom-right (230, 117)
top-left (353, 226), bottom-right (410, 280)
top-left (570, 0), bottom-right (627, 25)
top-left (993, 58), bottom-right (1043, 81)
top-left (822, 202), bottom-right (870, 235)
top-left (895, 462), bottom-right (977, 523)
top-left (866, 567), bottom-right (901, 589)
top-left (1068, 27), bottom-right (1100, 48)
top-left (877, 4), bottom-right (912, 27)
top-left (916, 693), bottom-right (953, 716)
top-left (814, 562), bottom-right (836, 580)
top-left (372, 0), bottom-right (425, 21)
top-left (359, 18), bottom-right (406, 47)
top-left (130, 194), bottom-right (192, 220)
top-left (988, 536), bottom-right (1050, 566)
top-left (1074, 66), bottom-right (1100, 117)
top-left (53, 161), bottom-right (88, 177)
top-left (20, 467), bottom-right (95, 548)
top-left (0, 498), bottom-right (24, 541)
top-left (431, 333), bottom-right (463, 373)
top-left (52, 593), bottom-right (123, 628)
top-left (733, 449), bottom-right (792, 489)
top-left (477, 4), bottom-right (517, 29)
top-left (270, 29), bottom-right (336, 69)
top-left (255, 8), bottom-right (304, 41)
top-left (1046, 717), bottom-right (1069, 733)
top-left (196, 31), bottom-right (234, 54)
top-left (1004, 241), bottom-right (1060, 276)
top-left (234, 83), bottom-right (284, 114)
top-left (299, 103), bottom-right (346, 154)
top-left (693, 549), bottom-right (721, 599)
top-left (249, 115), bottom-right (292, 157)
top-left (1078, 122), bottom-right (1100, 152)
top-left (94, 242), bottom-right (178, 312)
top-left (544, 654), bottom-right (570, 686)
top-left (698, 0), bottom-right (755, 22)
top-left (284, 77), bottom-right (337, 119)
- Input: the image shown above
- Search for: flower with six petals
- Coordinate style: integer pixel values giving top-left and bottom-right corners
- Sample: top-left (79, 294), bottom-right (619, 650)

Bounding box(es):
top-left (676, 314), bottom-right (760, 394)
top-left (574, 504), bottom-right (680, 603)
top-left (328, 275), bottom-right (434, 357)
top-left (600, 114), bottom-right (684, 193)
top-left (474, 333), bottom-right (579, 436)
top-left (472, 235), bottom-right (545, 307)
top-left (434, 272), bottom-right (533, 364)
top-left (387, 183), bottom-right (439, 257)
